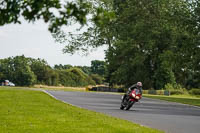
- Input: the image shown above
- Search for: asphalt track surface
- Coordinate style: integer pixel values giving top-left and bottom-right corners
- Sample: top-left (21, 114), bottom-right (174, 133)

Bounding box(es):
top-left (46, 91), bottom-right (200, 133)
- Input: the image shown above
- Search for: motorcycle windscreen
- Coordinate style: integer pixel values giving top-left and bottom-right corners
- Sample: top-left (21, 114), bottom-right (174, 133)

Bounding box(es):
top-left (135, 89), bottom-right (141, 95)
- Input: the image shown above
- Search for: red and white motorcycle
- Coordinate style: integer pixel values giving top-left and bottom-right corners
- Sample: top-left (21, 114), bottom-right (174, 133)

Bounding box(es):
top-left (120, 89), bottom-right (142, 110)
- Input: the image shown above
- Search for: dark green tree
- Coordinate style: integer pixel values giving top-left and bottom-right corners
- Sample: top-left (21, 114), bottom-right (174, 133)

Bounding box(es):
top-left (91, 60), bottom-right (106, 76)
top-left (0, 55), bottom-right (36, 86)
top-left (57, 68), bottom-right (95, 87)
top-left (108, 0), bottom-right (200, 89)
top-left (29, 58), bottom-right (59, 86)
top-left (90, 74), bottom-right (104, 85)
top-left (76, 66), bottom-right (92, 75)
top-left (54, 64), bottom-right (73, 70)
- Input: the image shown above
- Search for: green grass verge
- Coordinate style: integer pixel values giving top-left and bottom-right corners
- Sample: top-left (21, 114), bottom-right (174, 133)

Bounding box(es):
top-left (144, 94), bottom-right (200, 107)
top-left (0, 86), bottom-right (85, 92)
top-left (0, 87), bottom-right (162, 133)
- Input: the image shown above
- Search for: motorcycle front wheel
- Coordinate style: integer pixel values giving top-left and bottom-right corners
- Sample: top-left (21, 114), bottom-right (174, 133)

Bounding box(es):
top-left (120, 98), bottom-right (126, 110)
top-left (125, 101), bottom-right (135, 110)
top-left (120, 103), bottom-right (125, 110)
top-left (120, 95), bottom-right (126, 110)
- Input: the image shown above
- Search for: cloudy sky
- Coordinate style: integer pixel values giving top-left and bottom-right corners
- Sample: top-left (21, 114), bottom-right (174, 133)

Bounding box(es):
top-left (0, 20), bottom-right (106, 66)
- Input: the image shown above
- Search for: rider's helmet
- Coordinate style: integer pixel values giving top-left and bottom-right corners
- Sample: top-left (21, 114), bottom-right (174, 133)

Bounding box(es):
top-left (137, 82), bottom-right (142, 87)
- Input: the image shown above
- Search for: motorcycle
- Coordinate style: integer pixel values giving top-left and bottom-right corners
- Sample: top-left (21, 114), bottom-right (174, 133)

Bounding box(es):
top-left (120, 89), bottom-right (142, 110)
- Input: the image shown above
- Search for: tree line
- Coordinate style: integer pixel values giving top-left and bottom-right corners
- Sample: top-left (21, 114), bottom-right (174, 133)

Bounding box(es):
top-left (54, 0), bottom-right (200, 90)
top-left (0, 55), bottom-right (106, 87)
top-left (1, 0), bottom-right (200, 90)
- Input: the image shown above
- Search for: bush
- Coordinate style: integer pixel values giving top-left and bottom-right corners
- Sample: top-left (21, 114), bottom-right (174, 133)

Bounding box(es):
top-left (170, 90), bottom-right (185, 95)
top-left (58, 68), bottom-right (96, 87)
top-left (189, 89), bottom-right (200, 95)
top-left (148, 90), bottom-right (157, 95)
top-left (142, 90), bottom-right (148, 94)
top-left (164, 83), bottom-right (188, 95)
top-left (157, 90), bottom-right (164, 95)
top-left (90, 74), bottom-right (104, 85)
top-left (164, 83), bottom-right (183, 90)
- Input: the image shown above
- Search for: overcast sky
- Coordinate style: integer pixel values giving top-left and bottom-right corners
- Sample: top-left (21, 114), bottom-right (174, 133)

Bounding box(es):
top-left (0, 20), bottom-right (106, 66)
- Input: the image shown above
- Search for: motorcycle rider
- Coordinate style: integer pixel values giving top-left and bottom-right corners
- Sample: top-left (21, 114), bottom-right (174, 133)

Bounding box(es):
top-left (122, 82), bottom-right (143, 103)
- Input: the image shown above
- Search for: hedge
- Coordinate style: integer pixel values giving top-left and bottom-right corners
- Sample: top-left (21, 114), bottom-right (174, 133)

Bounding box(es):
top-left (189, 89), bottom-right (200, 95)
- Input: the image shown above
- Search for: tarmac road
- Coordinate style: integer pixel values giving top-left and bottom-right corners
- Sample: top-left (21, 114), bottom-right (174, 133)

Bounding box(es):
top-left (46, 90), bottom-right (200, 133)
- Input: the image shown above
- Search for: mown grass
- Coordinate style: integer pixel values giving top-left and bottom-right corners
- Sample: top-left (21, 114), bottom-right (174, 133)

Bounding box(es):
top-left (0, 86), bottom-right (86, 92)
top-left (144, 94), bottom-right (200, 107)
top-left (0, 87), bottom-right (162, 133)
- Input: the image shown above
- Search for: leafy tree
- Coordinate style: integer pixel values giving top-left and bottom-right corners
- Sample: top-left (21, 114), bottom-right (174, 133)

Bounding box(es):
top-left (53, 0), bottom-right (115, 55)
top-left (29, 58), bottom-right (49, 83)
top-left (0, 72), bottom-right (5, 83)
top-left (0, 57), bottom-right (15, 82)
top-left (91, 60), bottom-right (106, 76)
top-left (90, 74), bottom-right (104, 85)
top-left (153, 51), bottom-right (176, 89)
top-left (0, 55), bottom-right (36, 86)
top-left (54, 64), bottom-right (73, 70)
top-left (108, 0), bottom-right (200, 89)
top-left (44, 68), bottom-right (59, 86)
top-left (0, 0), bottom-right (91, 33)
top-left (57, 68), bottom-right (95, 87)
top-left (121, 0), bottom-right (200, 89)
top-left (15, 65), bottom-right (36, 86)
top-left (69, 68), bottom-right (95, 86)
top-left (76, 66), bottom-right (92, 75)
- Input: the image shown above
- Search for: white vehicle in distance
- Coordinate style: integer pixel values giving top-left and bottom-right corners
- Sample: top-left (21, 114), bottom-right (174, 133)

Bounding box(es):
top-left (8, 82), bottom-right (15, 86)
top-left (2, 80), bottom-right (15, 86)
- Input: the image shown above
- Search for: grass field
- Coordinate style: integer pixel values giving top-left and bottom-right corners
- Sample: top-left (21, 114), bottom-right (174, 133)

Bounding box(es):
top-left (0, 86), bottom-right (86, 92)
top-left (0, 87), bottom-right (162, 133)
top-left (144, 94), bottom-right (200, 107)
